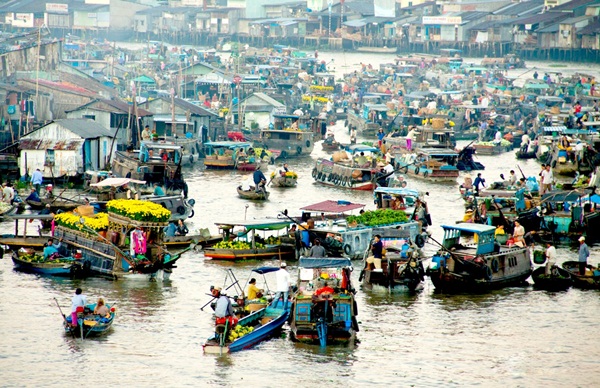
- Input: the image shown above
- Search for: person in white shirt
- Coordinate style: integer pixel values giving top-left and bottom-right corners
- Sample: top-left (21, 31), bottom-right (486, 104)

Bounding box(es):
top-left (70, 288), bottom-right (87, 327)
top-left (272, 262), bottom-right (290, 310)
top-left (540, 165), bottom-right (553, 195)
top-left (545, 242), bottom-right (557, 275)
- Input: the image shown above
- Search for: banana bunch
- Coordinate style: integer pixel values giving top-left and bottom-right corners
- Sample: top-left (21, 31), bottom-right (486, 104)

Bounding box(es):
top-left (227, 325), bottom-right (254, 342)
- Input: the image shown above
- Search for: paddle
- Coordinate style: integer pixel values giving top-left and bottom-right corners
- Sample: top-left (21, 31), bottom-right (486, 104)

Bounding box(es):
top-left (516, 164), bottom-right (527, 181)
top-left (54, 297), bottom-right (75, 339)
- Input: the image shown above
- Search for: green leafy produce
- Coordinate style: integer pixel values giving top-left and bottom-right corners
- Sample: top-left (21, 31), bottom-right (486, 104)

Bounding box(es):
top-left (213, 240), bottom-right (265, 250)
top-left (346, 209), bottom-right (409, 227)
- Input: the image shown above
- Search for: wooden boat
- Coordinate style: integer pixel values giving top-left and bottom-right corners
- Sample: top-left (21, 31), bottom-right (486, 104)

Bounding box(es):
top-left (531, 266), bottom-right (572, 291)
top-left (393, 148), bottom-right (460, 183)
top-left (290, 257), bottom-right (358, 347)
top-left (163, 230), bottom-right (222, 249)
top-left (0, 202), bottom-right (17, 217)
top-left (11, 250), bottom-right (76, 276)
top-left (64, 302), bottom-right (116, 338)
top-left (562, 261), bottom-right (600, 289)
top-left (203, 306), bottom-right (288, 354)
top-left (237, 186), bottom-right (270, 200)
top-left (269, 173), bottom-right (298, 188)
top-left (426, 223), bottom-right (533, 293)
top-left (473, 142), bottom-right (511, 156)
top-left (259, 115), bottom-right (315, 159)
top-left (360, 244), bottom-right (425, 292)
top-left (321, 139), bottom-right (341, 151)
top-left (203, 219), bottom-right (296, 261)
top-left (313, 145), bottom-right (383, 191)
top-left (0, 214), bottom-right (57, 251)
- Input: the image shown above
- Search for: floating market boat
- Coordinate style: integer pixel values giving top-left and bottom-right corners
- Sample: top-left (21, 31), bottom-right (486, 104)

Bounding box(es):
top-left (562, 261), bottom-right (600, 289)
top-left (203, 141), bottom-right (253, 169)
top-left (312, 145), bottom-right (383, 191)
top-left (237, 186), bottom-right (270, 200)
top-left (472, 140), bottom-right (512, 156)
top-left (203, 220), bottom-right (295, 261)
top-left (0, 214), bottom-right (56, 252)
top-left (203, 306), bottom-right (289, 354)
top-left (290, 257), bottom-right (358, 347)
top-left (269, 171), bottom-right (298, 187)
top-left (11, 250), bottom-right (78, 276)
top-left (393, 148), bottom-right (460, 183)
top-left (531, 266), bottom-right (572, 291)
top-left (260, 114), bottom-right (315, 159)
top-left (427, 223), bottom-right (532, 293)
top-left (538, 190), bottom-right (600, 243)
top-left (64, 302), bottom-right (116, 338)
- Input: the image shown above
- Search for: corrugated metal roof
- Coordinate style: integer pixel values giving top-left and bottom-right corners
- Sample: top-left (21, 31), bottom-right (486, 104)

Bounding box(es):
top-left (66, 98), bottom-right (153, 117)
top-left (300, 200), bottom-right (365, 213)
top-left (512, 12), bottom-right (570, 26)
top-left (54, 119), bottom-right (113, 139)
top-left (494, 0), bottom-right (544, 16)
top-left (577, 20), bottom-right (600, 35)
top-left (551, 0), bottom-right (600, 11)
top-left (19, 138), bottom-right (84, 150)
top-left (537, 23), bottom-right (560, 33)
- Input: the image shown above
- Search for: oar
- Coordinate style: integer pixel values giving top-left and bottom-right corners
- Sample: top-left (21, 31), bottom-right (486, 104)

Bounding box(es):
top-left (54, 297), bottom-right (75, 339)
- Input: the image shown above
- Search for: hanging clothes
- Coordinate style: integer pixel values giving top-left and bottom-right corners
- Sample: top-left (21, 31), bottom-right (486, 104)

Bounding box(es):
top-left (130, 228), bottom-right (147, 256)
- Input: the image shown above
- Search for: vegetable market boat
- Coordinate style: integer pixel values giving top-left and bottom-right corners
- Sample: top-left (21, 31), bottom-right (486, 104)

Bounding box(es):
top-left (203, 306), bottom-right (289, 354)
top-left (312, 145), bottom-right (383, 191)
top-left (111, 141), bottom-right (188, 194)
top-left (260, 114), bottom-right (315, 159)
top-left (531, 266), bottom-right (572, 291)
top-left (53, 200), bottom-right (185, 280)
top-left (11, 250), bottom-right (77, 276)
top-left (64, 302), bottom-right (116, 338)
top-left (203, 219), bottom-right (295, 261)
top-left (562, 261), bottom-right (600, 289)
top-left (472, 140), bottom-right (512, 156)
top-left (269, 171), bottom-right (298, 187)
top-left (427, 223), bottom-right (532, 293)
top-left (290, 257), bottom-right (358, 347)
top-left (393, 148), bottom-right (460, 183)
top-left (203, 141), bottom-right (253, 169)
top-left (237, 186), bottom-right (270, 200)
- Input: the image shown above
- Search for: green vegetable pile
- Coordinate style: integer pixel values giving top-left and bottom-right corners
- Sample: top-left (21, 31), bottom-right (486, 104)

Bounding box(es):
top-left (213, 240), bottom-right (265, 250)
top-left (477, 140), bottom-right (511, 147)
top-left (264, 236), bottom-right (281, 245)
top-left (19, 253), bottom-right (72, 264)
top-left (346, 209), bottom-right (409, 227)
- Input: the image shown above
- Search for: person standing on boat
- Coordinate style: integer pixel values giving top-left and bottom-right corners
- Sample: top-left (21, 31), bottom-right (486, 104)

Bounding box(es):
top-left (367, 235), bottom-right (383, 271)
top-left (141, 125), bottom-right (151, 141)
top-left (540, 164), bottom-right (553, 195)
top-left (309, 238), bottom-right (327, 257)
top-left (473, 173), bottom-right (486, 195)
top-left (30, 168), bottom-right (43, 194)
top-left (272, 262), bottom-right (290, 310)
top-left (545, 242), bottom-right (557, 276)
top-left (70, 288), bottom-right (87, 327)
top-left (508, 170), bottom-right (517, 186)
top-left (253, 166), bottom-right (267, 194)
top-left (578, 236), bottom-right (590, 275)
top-left (512, 221), bottom-right (525, 247)
top-left (350, 127), bottom-right (357, 144)
top-left (377, 128), bottom-right (386, 149)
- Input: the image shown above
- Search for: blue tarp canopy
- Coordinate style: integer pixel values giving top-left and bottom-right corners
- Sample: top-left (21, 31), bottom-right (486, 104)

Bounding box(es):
top-left (590, 194), bottom-right (600, 204)
top-left (541, 190), bottom-right (590, 203)
top-left (442, 223), bottom-right (496, 234)
top-left (252, 266), bottom-right (281, 274)
top-left (344, 144), bottom-right (380, 153)
top-left (374, 187), bottom-right (420, 197)
top-left (298, 257), bottom-right (352, 269)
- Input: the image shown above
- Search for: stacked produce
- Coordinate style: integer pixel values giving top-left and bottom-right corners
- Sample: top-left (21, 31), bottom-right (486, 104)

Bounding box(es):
top-left (301, 95), bottom-right (330, 103)
top-left (213, 240), bottom-right (265, 250)
top-left (107, 199), bottom-right (171, 222)
top-left (0, 202), bottom-right (13, 214)
top-left (309, 85), bottom-right (334, 92)
top-left (227, 325), bottom-right (255, 342)
top-left (476, 139), bottom-right (511, 147)
top-left (55, 212), bottom-right (109, 232)
top-left (346, 209), bottom-right (409, 227)
top-left (18, 252), bottom-right (73, 264)
top-left (270, 171), bottom-right (298, 179)
top-left (264, 236), bottom-right (281, 245)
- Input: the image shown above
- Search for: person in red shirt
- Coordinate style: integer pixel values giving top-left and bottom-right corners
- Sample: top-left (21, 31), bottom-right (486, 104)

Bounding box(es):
top-left (314, 282), bottom-right (334, 296)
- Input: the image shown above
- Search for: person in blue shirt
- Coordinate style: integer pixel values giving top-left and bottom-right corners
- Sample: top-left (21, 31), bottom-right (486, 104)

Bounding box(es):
top-left (153, 182), bottom-right (165, 196)
top-left (25, 188), bottom-right (40, 203)
top-left (164, 222), bottom-right (176, 237)
top-left (30, 168), bottom-right (43, 194)
top-left (473, 173), bottom-right (486, 195)
top-left (252, 166), bottom-right (267, 194)
top-left (43, 238), bottom-right (62, 259)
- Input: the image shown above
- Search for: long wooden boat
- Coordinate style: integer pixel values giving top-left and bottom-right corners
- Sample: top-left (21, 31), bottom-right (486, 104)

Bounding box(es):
top-left (562, 261), bottom-right (600, 289)
top-left (11, 251), bottom-right (76, 276)
top-left (290, 257), bottom-right (358, 347)
top-left (259, 114), bottom-right (315, 158)
top-left (360, 242), bottom-right (425, 292)
top-left (237, 186), bottom-right (270, 200)
top-left (64, 302), bottom-right (116, 338)
top-left (321, 140), bottom-right (341, 151)
top-left (393, 148), bottom-right (460, 183)
top-left (204, 245), bottom-right (295, 260)
top-left (426, 223), bottom-right (533, 293)
top-left (531, 266), bottom-right (572, 291)
top-left (203, 306), bottom-right (288, 354)
top-left (163, 233), bottom-right (222, 249)
top-left (473, 142), bottom-right (511, 156)
top-left (313, 144), bottom-right (383, 191)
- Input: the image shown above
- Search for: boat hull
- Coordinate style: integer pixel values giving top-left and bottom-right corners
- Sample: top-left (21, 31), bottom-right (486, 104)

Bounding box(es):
top-left (237, 186), bottom-right (270, 200)
top-left (203, 245), bottom-right (295, 261)
top-left (64, 303), bottom-right (115, 337)
top-left (270, 176), bottom-right (297, 187)
top-left (531, 266), bottom-right (572, 291)
top-left (12, 254), bottom-right (74, 276)
top-left (562, 261), bottom-right (600, 289)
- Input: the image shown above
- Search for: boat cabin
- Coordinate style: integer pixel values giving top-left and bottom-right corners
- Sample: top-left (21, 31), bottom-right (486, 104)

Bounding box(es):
top-left (203, 141), bottom-right (253, 168)
top-left (374, 187), bottom-right (420, 212)
top-left (112, 141), bottom-right (184, 185)
top-left (441, 223), bottom-right (497, 256)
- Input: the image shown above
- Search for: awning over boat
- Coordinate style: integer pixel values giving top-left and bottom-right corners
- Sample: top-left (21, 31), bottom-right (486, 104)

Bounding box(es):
top-left (214, 219), bottom-right (291, 231)
top-left (298, 257), bottom-right (352, 269)
top-left (300, 200), bottom-right (365, 213)
top-left (252, 266), bottom-right (281, 274)
top-left (442, 223), bottom-right (496, 234)
top-left (344, 144), bottom-right (380, 153)
top-left (140, 141), bottom-right (183, 150)
top-left (541, 190), bottom-right (591, 203)
top-left (374, 187), bottom-right (420, 197)
top-left (524, 83), bottom-right (550, 89)
top-left (90, 178), bottom-right (146, 187)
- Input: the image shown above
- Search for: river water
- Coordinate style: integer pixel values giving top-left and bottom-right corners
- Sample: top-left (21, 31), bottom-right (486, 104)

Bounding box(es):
top-left (2, 52), bottom-right (600, 387)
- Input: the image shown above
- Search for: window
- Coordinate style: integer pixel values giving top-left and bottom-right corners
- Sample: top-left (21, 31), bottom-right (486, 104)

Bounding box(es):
top-left (83, 114), bottom-right (95, 121)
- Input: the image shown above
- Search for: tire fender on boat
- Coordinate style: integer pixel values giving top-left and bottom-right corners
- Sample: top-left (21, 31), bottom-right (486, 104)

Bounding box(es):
top-left (189, 154), bottom-right (194, 164)
top-left (414, 167), bottom-right (420, 175)
top-left (188, 209), bottom-right (195, 218)
top-left (423, 171), bottom-right (429, 178)
top-left (343, 244), bottom-right (352, 255)
top-left (415, 234), bottom-right (425, 248)
top-left (281, 151), bottom-right (287, 159)
top-left (403, 166), bottom-right (409, 174)
top-left (296, 146), bottom-right (302, 155)
top-left (485, 265), bottom-right (493, 280)
top-left (306, 140), bottom-right (311, 148)
top-left (327, 174), bottom-right (333, 182)
top-left (312, 168), bottom-right (318, 178)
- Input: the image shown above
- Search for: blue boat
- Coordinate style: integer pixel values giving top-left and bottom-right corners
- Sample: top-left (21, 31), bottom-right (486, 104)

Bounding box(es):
top-left (290, 257), bottom-right (358, 347)
top-left (11, 251), bottom-right (76, 276)
top-left (64, 303), bottom-right (116, 338)
top-left (203, 307), bottom-right (289, 354)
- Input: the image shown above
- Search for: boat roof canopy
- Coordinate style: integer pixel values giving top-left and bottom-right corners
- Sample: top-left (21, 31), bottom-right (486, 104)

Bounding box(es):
top-left (300, 200), bottom-right (365, 213)
top-left (298, 257), bottom-right (352, 269)
top-left (90, 177), bottom-right (146, 187)
top-left (344, 144), bottom-right (380, 153)
top-left (374, 187), bottom-right (420, 197)
top-left (215, 219), bottom-right (291, 231)
top-left (204, 141), bottom-right (252, 148)
top-left (140, 141), bottom-right (182, 150)
top-left (442, 223), bottom-right (496, 234)
top-left (252, 266), bottom-right (281, 274)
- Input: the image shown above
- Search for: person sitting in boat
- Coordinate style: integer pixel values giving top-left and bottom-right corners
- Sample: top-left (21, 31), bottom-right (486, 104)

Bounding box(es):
top-left (43, 238), bottom-right (63, 259)
top-left (94, 298), bottom-right (110, 317)
top-left (366, 234), bottom-right (384, 271)
top-left (153, 182), bottom-right (165, 196)
top-left (212, 287), bottom-right (238, 327)
top-left (252, 166), bottom-right (267, 194)
top-left (324, 132), bottom-right (335, 144)
top-left (314, 281), bottom-right (335, 297)
top-left (175, 220), bottom-right (189, 236)
top-left (70, 288), bottom-right (87, 328)
top-left (278, 163), bottom-right (289, 177)
top-left (246, 278), bottom-right (263, 300)
top-left (291, 120), bottom-right (299, 130)
top-left (507, 170), bottom-right (517, 186)
top-left (392, 196), bottom-right (405, 210)
top-left (355, 152), bottom-right (369, 168)
top-left (560, 135), bottom-right (571, 149)
top-left (309, 238), bottom-right (327, 257)
top-left (545, 242), bottom-right (557, 276)
top-left (512, 220), bottom-right (525, 247)
top-left (164, 222), bottom-right (177, 237)
top-left (25, 188), bottom-right (41, 204)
